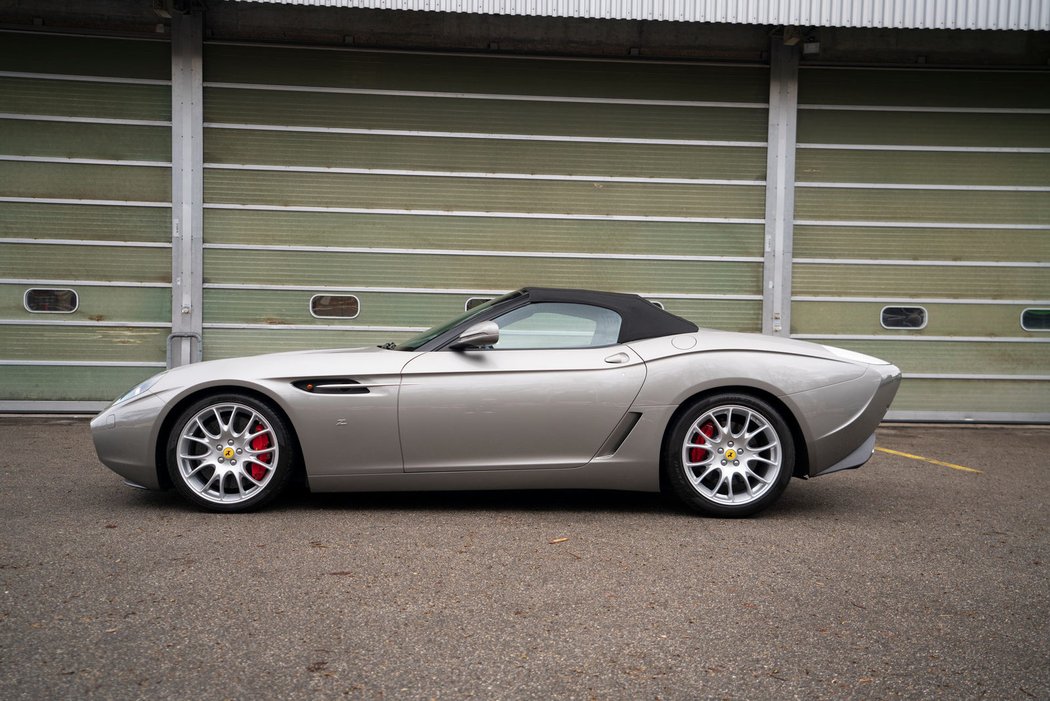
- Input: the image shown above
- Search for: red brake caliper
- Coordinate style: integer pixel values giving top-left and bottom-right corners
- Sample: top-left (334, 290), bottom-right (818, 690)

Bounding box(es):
top-left (249, 424), bottom-right (271, 481)
top-left (689, 422), bottom-right (716, 463)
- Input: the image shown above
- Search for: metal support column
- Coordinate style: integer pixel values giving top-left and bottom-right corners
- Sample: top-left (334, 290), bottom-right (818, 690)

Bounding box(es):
top-left (169, 8), bottom-right (204, 367)
top-left (761, 39), bottom-right (800, 336)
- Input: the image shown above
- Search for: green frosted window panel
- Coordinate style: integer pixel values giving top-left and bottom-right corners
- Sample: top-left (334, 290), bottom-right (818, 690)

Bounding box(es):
top-left (0, 120), bottom-right (171, 161)
top-left (204, 89), bottom-right (768, 142)
top-left (799, 68), bottom-right (1050, 109)
top-left (891, 379), bottom-right (1050, 414)
top-left (797, 339), bottom-right (1050, 375)
top-left (204, 129), bottom-right (768, 180)
top-left (0, 243), bottom-right (171, 283)
top-left (795, 188), bottom-right (1050, 226)
top-left (202, 289), bottom-right (762, 332)
top-left (204, 289), bottom-right (460, 326)
top-left (0, 365), bottom-right (158, 402)
top-left (796, 150), bottom-right (1050, 187)
top-left (797, 111), bottom-right (1050, 148)
top-left (205, 45), bottom-right (769, 103)
top-left (0, 33), bottom-right (170, 80)
top-left (0, 78), bottom-right (170, 121)
top-left (22, 288), bottom-right (77, 313)
top-left (0, 325), bottom-right (166, 362)
top-left (204, 170), bottom-right (763, 218)
top-left (0, 202), bottom-right (170, 243)
top-left (0, 162), bottom-right (170, 201)
top-left (202, 209), bottom-right (765, 257)
top-left (203, 329), bottom-right (405, 361)
top-left (0, 284), bottom-right (170, 322)
top-left (204, 249), bottom-right (761, 295)
top-left (793, 264), bottom-right (1050, 299)
top-left (1021, 309), bottom-right (1050, 331)
top-left (793, 226), bottom-right (1050, 263)
top-left (791, 302), bottom-right (1049, 338)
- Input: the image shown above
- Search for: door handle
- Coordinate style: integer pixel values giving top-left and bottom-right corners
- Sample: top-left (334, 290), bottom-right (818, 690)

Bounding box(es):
top-left (604, 352), bottom-right (630, 364)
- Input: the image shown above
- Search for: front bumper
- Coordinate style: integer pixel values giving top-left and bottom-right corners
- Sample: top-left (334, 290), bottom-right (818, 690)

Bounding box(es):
top-left (90, 393), bottom-right (167, 489)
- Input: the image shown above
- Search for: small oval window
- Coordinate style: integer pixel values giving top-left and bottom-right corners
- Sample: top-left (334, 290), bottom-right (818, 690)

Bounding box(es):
top-left (648, 300), bottom-right (665, 310)
top-left (310, 294), bottom-right (359, 319)
top-left (24, 288), bottom-right (78, 313)
top-left (465, 297), bottom-right (492, 311)
top-left (881, 306), bottom-right (927, 330)
top-left (1021, 308), bottom-right (1050, 331)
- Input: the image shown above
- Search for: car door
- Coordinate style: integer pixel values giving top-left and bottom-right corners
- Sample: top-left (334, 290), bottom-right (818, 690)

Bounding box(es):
top-left (398, 303), bottom-right (647, 472)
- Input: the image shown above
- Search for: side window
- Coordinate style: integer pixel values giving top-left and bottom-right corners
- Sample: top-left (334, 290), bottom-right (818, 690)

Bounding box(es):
top-left (492, 303), bottom-right (622, 350)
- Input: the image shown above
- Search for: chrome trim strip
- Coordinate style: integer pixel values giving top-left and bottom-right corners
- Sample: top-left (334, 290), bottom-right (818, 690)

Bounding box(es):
top-left (0, 113), bottom-right (172, 127)
top-left (203, 242), bottom-right (763, 263)
top-left (793, 334), bottom-right (1050, 343)
top-left (204, 39), bottom-right (768, 68)
top-left (797, 181), bottom-right (1050, 193)
top-left (791, 296), bottom-right (1050, 305)
top-left (204, 81), bottom-right (769, 109)
top-left (0, 70), bottom-right (170, 86)
top-left (0, 359), bottom-right (166, 367)
top-left (0, 278), bottom-right (171, 288)
top-left (203, 322), bottom-right (425, 332)
top-left (203, 122), bottom-right (767, 148)
top-left (885, 410), bottom-right (1050, 424)
top-left (793, 257), bottom-right (1050, 268)
top-left (0, 155), bottom-right (171, 168)
top-left (0, 401), bottom-right (110, 413)
top-left (798, 143), bottom-right (1050, 154)
top-left (203, 203), bottom-right (764, 225)
top-left (0, 319), bottom-right (169, 328)
top-left (903, 373), bottom-right (1050, 381)
top-left (201, 282), bottom-right (762, 301)
top-left (203, 162), bottom-right (764, 186)
top-left (800, 103), bottom-right (1050, 115)
top-left (0, 196), bottom-right (171, 208)
top-left (0, 238), bottom-right (171, 248)
top-left (794, 219), bottom-right (1050, 230)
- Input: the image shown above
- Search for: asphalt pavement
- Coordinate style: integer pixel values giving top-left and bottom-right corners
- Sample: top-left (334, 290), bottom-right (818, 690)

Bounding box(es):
top-left (1, 418), bottom-right (1047, 700)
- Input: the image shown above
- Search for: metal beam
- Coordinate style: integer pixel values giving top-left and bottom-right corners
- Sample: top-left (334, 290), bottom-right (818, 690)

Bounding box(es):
top-left (761, 40), bottom-right (800, 336)
top-left (170, 8), bottom-right (204, 367)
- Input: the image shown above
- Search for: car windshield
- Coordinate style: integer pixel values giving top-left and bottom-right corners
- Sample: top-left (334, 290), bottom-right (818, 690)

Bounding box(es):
top-left (394, 291), bottom-right (523, 351)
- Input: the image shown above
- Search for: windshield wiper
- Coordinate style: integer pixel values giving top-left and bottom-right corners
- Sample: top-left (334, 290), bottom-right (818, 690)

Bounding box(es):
top-left (378, 341), bottom-right (399, 350)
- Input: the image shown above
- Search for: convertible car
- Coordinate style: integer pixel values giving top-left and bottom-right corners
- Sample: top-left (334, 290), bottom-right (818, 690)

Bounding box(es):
top-left (91, 287), bottom-right (901, 516)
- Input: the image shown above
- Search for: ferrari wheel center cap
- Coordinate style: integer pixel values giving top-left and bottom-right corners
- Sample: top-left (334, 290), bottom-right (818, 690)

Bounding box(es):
top-left (724, 448), bottom-right (738, 461)
top-left (222, 447), bottom-right (235, 459)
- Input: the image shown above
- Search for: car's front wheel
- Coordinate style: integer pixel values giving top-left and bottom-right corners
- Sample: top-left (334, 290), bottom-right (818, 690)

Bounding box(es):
top-left (166, 393), bottom-right (296, 512)
top-left (663, 394), bottom-right (795, 517)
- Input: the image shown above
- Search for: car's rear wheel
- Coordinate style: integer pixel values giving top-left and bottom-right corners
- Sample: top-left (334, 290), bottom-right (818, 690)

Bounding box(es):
top-left (166, 393), bottom-right (296, 512)
top-left (663, 394), bottom-right (794, 517)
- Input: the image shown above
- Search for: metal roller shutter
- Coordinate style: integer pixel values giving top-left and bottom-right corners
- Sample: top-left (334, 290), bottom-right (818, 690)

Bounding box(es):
top-left (792, 66), bottom-right (1050, 421)
top-left (0, 32), bottom-right (172, 409)
top-left (200, 43), bottom-right (770, 357)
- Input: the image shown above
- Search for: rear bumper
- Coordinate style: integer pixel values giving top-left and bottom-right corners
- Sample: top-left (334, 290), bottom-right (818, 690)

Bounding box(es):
top-left (790, 363), bottom-right (901, 477)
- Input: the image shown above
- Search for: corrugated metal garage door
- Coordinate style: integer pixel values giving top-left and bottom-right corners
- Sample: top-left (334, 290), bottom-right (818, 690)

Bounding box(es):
top-left (0, 32), bottom-right (172, 409)
top-left (200, 43), bottom-right (769, 357)
top-left (792, 66), bottom-right (1050, 421)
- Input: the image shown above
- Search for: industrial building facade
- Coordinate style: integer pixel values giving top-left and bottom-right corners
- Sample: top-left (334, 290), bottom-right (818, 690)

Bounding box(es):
top-left (0, 0), bottom-right (1048, 421)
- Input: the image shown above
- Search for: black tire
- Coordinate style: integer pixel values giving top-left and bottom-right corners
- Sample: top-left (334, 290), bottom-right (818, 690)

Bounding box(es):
top-left (663, 394), bottom-right (795, 517)
top-left (165, 392), bottom-right (297, 512)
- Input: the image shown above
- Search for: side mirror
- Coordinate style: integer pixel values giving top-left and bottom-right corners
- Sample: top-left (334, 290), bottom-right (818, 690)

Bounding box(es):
top-left (450, 321), bottom-right (499, 350)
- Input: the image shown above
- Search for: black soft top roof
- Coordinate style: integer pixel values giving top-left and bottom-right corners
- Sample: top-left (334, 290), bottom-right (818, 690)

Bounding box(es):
top-left (521, 287), bottom-right (699, 343)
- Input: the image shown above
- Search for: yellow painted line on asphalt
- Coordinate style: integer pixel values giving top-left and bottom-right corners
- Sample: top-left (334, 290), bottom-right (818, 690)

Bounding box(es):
top-left (875, 447), bottom-right (982, 474)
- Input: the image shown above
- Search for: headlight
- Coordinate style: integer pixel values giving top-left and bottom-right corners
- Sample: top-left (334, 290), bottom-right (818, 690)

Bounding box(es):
top-left (821, 345), bottom-right (890, 366)
top-left (112, 374), bottom-right (163, 406)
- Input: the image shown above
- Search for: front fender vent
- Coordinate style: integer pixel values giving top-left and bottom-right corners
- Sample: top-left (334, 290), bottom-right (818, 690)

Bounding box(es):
top-left (292, 379), bottom-right (370, 395)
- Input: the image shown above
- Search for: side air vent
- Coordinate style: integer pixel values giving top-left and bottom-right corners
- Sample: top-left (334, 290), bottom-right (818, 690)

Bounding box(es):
top-left (292, 379), bottom-right (370, 395)
top-left (595, 412), bottom-right (642, 458)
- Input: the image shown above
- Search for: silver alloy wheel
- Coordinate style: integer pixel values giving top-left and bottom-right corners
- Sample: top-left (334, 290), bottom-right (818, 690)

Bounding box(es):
top-left (680, 404), bottom-right (782, 506)
top-left (175, 402), bottom-right (279, 505)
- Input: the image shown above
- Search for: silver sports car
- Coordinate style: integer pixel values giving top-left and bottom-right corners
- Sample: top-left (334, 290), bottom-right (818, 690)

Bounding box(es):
top-left (91, 287), bottom-right (901, 516)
